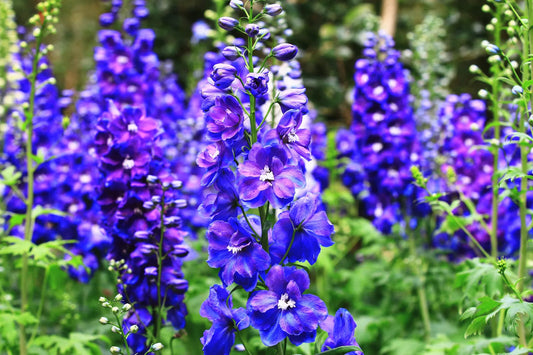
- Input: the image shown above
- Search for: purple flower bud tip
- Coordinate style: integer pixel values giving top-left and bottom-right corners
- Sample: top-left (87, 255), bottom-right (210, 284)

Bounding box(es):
top-left (222, 46), bottom-right (240, 61)
top-left (229, 0), bottom-right (243, 9)
top-left (147, 175), bottom-right (159, 183)
top-left (143, 201), bottom-right (155, 209)
top-left (272, 43), bottom-right (298, 61)
top-left (485, 43), bottom-right (500, 54)
top-left (171, 180), bottom-right (183, 189)
top-left (151, 195), bottom-right (162, 203)
top-left (245, 24), bottom-right (260, 38)
top-left (99, 13), bottom-right (115, 27)
top-left (218, 17), bottom-right (239, 31)
top-left (258, 28), bottom-right (271, 40)
top-left (264, 4), bottom-right (283, 16)
top-left (174, 199), bottom-right (187, 208)
top-left (512, 85), bottom-right (523, 96)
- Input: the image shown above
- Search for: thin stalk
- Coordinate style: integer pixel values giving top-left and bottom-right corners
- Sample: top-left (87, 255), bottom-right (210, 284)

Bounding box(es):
top-left (407, 231), bottom-right (431, 339)
top-left (113, 313), bottom-right (132, 355)
top-left (490, 4), bottom-right (502, 260)
top-left (154, 191), bottom-right (166, 339)
top-left (19, 24), bottom-right (45, 355)
top-left (516, 0), bottom-right (533, 346)
top-left (236, 329), bottom-right (253, 355)
top-left (27, 267), bottom-right (50, 345)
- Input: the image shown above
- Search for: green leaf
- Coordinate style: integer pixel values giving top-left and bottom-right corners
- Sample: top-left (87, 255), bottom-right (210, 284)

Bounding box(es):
top-left (464, 315), bottom-right (489, 338)
top-left (32, 205), bottom-right (67, 219)
top-left (0, 165), bottom-right (22, 186)
top-left (455, 259), bottom-right (502, 299)
top-left (8, 213), bottom-right (26, 229)
top-left (316, 345), bottom-right (363, 355)
top-left (0, 236), bottom-right (34, 256)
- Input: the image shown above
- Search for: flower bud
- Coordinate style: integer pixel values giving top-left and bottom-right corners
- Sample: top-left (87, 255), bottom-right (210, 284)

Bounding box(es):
top-left (229, 0), bottom-right (243, 9)
top-left (111, 326), bottom-right (120, 333)
top-left (130, 324), bottom-right (139, 333)
top-left (218, 17), bottom-right (239, 31)
top-left (222, 46), bottom-right (241, 61)
top-left (171, 180), bottom-right (183, 189)
top-left (123, 303), bottom-right (132, 311)
top-left (114, 294), bottom-right (123, 301)
top-left (264, 4), bottom-right (283, 16)
top-left (99, 297), bottom-right (107, 303)
top-left (110, 346), bottom-right (121, 354)
top-left (209, 63), bottom-right (237, 89)
top-left (245, 24), bottom-right (260, 38)
top-left (146, 175), bottom-right (159, 184)
top-left (245, 72), bottom-right (270, 97)
top-left (99, 317), bottom-right (109, 325)
top-left (99, 12), bottom-right (115, 26)
top-left (512, 85), bottom-right (523, 96)
top-left (468, 65), bottom-right (480, 74)
top-left (272, 43), bottom-right (298, 61)
top-left (112, 306), bottom-right (120, 313)
top-left (151, 343), bottom-right (164, 351)
top-left (485, 43), bottom-right (500, 54)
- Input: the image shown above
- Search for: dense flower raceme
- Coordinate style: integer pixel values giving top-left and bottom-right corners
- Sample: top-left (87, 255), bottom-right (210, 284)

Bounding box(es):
top-left (1, 28), bottom-right (110, 282)
top-left (197, 1), bottom-right (362, 354)
top-left (431, 94), bottom-right (528, 258)
top-left (96, 100), bottom-right (189, 353)
top-left (74, 0), bottom-right (207, 238)
top-left (337, 31), bottom-right (428, 235)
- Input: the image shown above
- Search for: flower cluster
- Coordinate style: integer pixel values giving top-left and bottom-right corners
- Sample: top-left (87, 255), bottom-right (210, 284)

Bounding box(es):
top-left (197, 1), bottom-right (362, 354)
top-left (432, 94), bottom-right (524, 257)
top-left (74, 0), bottom-right (206, 238)
top-left (1, 19), bottom-right (109, 281)
top-left (96, 100), bottom-right (189, 353)
top-left (337, 32), bottom-right (426, 235)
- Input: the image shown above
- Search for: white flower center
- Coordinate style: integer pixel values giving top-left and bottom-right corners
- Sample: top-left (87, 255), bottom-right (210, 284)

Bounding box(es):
top-left (227, 245), bottom-right (243, 254)
top-left (260, 165), bottom-right (275, 182)
top-left (209, 148), bottom-right (220, 160)
top-left (373, 85), bottom-right (384, 96)
top-left (123, 158), bottom-right (135, 170)
top-left (128, 122), bottom-right (138, 133)
top-left (389, 126), bottom-right (401, 136)
top-left (287, 130), bottom-right (299, 143)
top-left (372, 112), bottom-right (384, 122)
top-left (277, 293), bottom-right (296, 310)
top-left (372, 142), bottom-right (383, 152)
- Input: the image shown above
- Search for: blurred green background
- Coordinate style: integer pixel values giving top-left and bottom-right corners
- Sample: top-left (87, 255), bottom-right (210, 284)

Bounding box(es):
top-left (12, 0), bottom-right (490, 124)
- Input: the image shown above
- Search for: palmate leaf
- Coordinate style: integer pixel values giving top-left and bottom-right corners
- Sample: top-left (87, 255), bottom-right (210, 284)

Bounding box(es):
top-left (455, 259), bottom-right (502, 299)
top-left (32, 333), bottom-right (104, 355)
top-left (0, 165), bottom-right (22, 186)
top-left (0, 236), bottom-right (33, 256)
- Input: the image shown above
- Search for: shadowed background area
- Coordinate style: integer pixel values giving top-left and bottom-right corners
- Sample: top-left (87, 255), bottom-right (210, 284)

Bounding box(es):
top-left (12, 0), bottom-right (489, 123)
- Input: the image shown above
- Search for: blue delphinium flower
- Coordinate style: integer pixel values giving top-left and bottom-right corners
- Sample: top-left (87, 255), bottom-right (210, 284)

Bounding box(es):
top-left (197, 2), bottom-right (361, 353)
top-left (247, 265), bottom-right (328, 346)
top-left (207, 216), bottom-right (270, 291)
top-left (201, 285), bottom-right (250, 355)
top-left (270, 195), bottom-right (334, 265)
top-left (320, 308), bottom-right (363, 355)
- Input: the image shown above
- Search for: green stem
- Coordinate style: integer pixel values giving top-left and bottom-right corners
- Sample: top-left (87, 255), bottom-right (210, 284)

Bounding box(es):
top-left (516, 0), bottom-right (533, 346)
top-left (27, 267), bottom-right (50, 345)
top-left (490, 4), bottom-right (502, 261)
top-left (236, 328), bottom-right (253, 355)
top-left (279, 228), bottom-right (296, 264)
top-left (407, 227), bottom-right (431, 339)
top-left (154, 191), bottom-right (166, 340)
top-left (114, 313), bottom-right (131, 355)
top-left (19, 23), bottom-right (45, 355)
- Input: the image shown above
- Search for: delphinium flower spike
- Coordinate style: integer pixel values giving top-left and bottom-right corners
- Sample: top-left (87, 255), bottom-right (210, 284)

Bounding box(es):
top-left (197, 1), bottom-right (363, 354)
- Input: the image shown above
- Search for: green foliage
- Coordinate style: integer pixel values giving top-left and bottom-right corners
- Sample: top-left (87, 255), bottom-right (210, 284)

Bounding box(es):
top-left (455, 259), bottom-right (503, 300)
top-left (31, 333), bottom-right (104, 355)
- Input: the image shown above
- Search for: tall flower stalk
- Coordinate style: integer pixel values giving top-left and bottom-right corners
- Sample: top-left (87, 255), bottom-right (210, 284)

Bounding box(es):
top-left (197, 1), bottom-right (362, 354)
top-left (14, 1), bottom-right (61, 353)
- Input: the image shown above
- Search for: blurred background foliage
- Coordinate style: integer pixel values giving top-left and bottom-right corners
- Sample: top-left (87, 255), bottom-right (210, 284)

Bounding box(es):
top-left (12, 0), bottom-right (490, 125)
